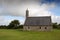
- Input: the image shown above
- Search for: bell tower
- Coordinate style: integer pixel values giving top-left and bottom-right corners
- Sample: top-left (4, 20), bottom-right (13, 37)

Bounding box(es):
top-left (26, 9), bottom-right (29, 18)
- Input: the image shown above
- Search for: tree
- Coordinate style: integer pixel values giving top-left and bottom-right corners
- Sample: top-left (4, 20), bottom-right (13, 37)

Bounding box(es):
top-left (52, 23), bottom-right (58, 28)
top-left (57, 24), bottom-right (60, 29)
top-left (8, 20), bottom-right (20, 29)
top-left (0, 25), bottom-right (7, 29)
top-left (18, 25), bottom-right (23, 29)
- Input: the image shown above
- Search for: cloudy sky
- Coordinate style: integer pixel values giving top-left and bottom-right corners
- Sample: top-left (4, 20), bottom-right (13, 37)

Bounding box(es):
top-left (0, 0), bottom-right (60, 25)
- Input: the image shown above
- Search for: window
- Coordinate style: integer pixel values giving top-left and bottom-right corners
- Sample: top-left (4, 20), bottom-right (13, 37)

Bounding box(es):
top-left (45, 27), bottom-right (47, 29)
top-left (40, 27), bottom-right (41, 29)
top-left (28, 27), bottom-right (30, 29)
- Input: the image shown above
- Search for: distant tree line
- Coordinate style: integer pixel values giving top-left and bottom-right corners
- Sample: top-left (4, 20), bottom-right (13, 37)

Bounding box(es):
top-left (52, 23), bottom-right (60, 29)
top-left (0, 20), bottom-right (60, 29)
top-left (0, 20), bottom-right (23, 29)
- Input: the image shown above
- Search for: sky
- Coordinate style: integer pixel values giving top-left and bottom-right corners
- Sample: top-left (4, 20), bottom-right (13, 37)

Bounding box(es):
top-left (0, 0), bottom-right (60, 25)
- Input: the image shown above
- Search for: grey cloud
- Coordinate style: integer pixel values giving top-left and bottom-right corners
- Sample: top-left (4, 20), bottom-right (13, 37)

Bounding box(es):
top-left (0, 0), bottom-right (60, 25)
top-left (0, 0), bottom-right (39, 16)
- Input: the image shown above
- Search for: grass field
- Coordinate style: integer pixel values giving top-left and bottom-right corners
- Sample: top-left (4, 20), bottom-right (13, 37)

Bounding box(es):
top-left (0, 29), bottom-right (60, 40)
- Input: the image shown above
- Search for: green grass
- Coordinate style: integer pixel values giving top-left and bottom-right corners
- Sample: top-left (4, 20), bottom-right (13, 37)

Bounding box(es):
top-left (0, 29), bottom-right (60, 40)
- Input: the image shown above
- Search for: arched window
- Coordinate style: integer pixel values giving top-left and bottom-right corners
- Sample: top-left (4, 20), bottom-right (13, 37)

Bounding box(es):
top-left (40, 27), bottom-right (41, 29)
top-left (45, 27), bottom-right (47, 29)
top-left (28, 27), bottom-right (30, 29)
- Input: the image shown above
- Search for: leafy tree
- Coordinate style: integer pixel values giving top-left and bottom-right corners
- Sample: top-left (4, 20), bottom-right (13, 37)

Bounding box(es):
top-left (0, 25), bottom-right (7, 29)
top-left (52, 23), bottom-right (58, 28)
top-left (57, 24), bottom-right (60, 29)
top-left (18, 25), bottom-right (23, 29)
top-left (8, 20), bottom-right (20, 29)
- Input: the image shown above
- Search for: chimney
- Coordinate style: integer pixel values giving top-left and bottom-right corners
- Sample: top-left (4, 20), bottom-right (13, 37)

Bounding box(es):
top-left (26, 9), bottom-right (29, 18)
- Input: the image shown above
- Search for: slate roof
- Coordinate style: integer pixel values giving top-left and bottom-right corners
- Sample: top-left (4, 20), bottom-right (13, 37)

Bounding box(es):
top-left (24, 16), bottom-right (52, 26)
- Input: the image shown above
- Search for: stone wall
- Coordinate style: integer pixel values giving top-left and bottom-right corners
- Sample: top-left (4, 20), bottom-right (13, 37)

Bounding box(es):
top-left (23, 26), bottom-right (52, 31)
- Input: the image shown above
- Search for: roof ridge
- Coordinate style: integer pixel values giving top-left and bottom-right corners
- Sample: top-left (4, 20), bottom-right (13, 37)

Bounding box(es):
top-left (27, 16), bottom-right (51, 18)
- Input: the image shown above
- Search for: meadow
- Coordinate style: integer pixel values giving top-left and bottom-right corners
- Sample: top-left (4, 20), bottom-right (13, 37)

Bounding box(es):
top-left (0, 29), bottom-right (60, 40)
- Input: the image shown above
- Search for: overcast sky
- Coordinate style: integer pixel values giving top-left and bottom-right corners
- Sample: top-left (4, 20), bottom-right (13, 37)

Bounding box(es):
top-left (0, 0), bottom-right (60, 25)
